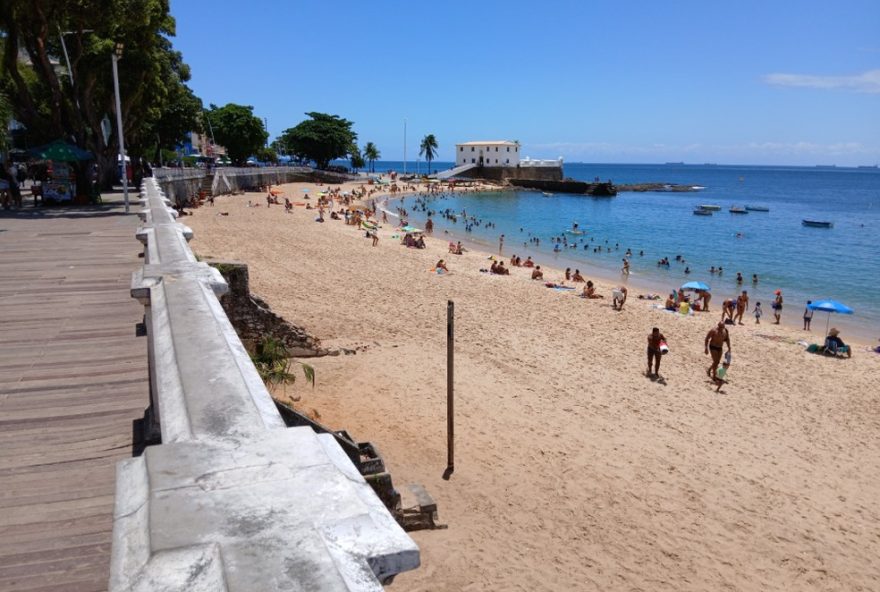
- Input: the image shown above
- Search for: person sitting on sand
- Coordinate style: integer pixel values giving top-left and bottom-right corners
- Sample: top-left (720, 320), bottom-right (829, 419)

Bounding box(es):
top-left (665, 293), bottom-right (676, 311)
top-left (612, 286), bottom-right (628, 310)
top-left (523, 256), bottom-right (534, 268)
top-left (646, 327), bottom-right (667, 378)
top-left (415, 235), bottom-right (426, 249)
top-left (572, 269), bottom-right (585, 282)
top-left (531, 266), bottom-right (544, 280)
top-left (583, 281), bottom-right (603, 299)
top-left (824, 328), bottom-right (852, 358)
top-left (436, 259), bottom-right (449, 272)
top-left (705, 322), bottom-right (732, 379)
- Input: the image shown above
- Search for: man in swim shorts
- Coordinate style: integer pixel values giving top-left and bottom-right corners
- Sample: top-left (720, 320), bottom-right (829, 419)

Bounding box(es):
top-left (705, 321), bottom-right (732, 379)
top-left (531, 266), bottom-right (544, 280)
top-left (647, 327), bottom-right (667, 378)
top-left (734, 290), bottom-right (749, 325)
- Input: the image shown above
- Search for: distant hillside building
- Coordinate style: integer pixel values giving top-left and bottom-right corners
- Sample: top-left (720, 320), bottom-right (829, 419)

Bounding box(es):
top-left (456, 141), bottom-right (520, 167)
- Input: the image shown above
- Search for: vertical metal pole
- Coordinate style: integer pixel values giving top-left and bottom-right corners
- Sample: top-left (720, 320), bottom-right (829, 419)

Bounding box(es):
top-left (443, 300), bottom-right (455, 480)
top-left (112, 52), bottom-right (129, 213)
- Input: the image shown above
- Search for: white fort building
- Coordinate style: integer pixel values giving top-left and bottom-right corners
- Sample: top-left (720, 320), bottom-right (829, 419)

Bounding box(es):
top-left (454, 140), bottom-right (562, 169)
top-left (455, 141), bottom-right (520, 167)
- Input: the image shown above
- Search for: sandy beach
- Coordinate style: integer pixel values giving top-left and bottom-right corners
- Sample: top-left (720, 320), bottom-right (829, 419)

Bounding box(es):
top-left (186, 179), bottom-right (880, 591)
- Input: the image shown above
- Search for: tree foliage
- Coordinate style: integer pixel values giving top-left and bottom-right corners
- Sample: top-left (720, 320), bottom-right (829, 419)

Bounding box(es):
top-left (363, 141), bottom-right (380, 173)
top-left (349, 144), bottom-right (364, 172)
top-left (419, 134), bottom-right (439, 173)
top-left (278, 112), bottom-right (357, 170)
top-left (0, 0), bottom-right (203, 188)
top-left (204, 103), bottom-right (267, 165)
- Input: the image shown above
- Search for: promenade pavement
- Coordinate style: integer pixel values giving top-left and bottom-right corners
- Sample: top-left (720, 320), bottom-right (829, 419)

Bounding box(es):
top-left (0, 192), bottom-right (148, 592)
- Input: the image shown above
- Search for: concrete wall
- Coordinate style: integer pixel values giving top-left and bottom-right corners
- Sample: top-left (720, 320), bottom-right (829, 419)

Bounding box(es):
top-left (111, 178), bottom-right (419, 591)
top-left (456, 164), bottom-right (563, 182)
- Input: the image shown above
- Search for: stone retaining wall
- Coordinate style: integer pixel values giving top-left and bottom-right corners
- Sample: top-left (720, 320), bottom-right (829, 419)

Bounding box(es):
top-left (209, 260), bottom-right (327, 357)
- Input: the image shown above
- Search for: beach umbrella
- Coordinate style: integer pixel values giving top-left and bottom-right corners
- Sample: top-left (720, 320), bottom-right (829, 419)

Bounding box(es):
top-left (681, 281), bottom-right (710, 291)
top-left (808, 299), bottom-right (854, 336)
top-left (28, 140), bottom-right (93, 162)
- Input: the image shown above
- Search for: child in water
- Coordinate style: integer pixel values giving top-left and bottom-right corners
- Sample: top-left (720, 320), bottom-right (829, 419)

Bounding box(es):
top-left (753, 302), bottom-right (763, 324)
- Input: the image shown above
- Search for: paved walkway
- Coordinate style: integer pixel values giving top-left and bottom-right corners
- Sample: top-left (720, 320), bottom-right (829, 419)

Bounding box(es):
top-left (0, 194), bottom-right (148, 592)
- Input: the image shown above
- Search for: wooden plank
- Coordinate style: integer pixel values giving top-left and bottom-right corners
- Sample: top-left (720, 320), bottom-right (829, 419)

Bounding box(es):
top-left (0, 196), bottom-right (147, 590)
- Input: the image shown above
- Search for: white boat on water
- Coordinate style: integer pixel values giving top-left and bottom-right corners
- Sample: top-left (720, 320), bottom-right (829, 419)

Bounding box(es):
top-left (745, 205), bottom-right (770, 212)
top-left (729, 206), bottom-right (748, 214)
top-left (542, 191), bottom-right (554, 196)
top-left (693, 207), bottom-right (713, 216)
top-left (698, 204), bottom-right (721, 211)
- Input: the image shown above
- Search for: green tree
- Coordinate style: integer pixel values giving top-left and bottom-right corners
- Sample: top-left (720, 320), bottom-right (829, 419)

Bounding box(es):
top-left (363, 141), bottom-right (380, 173)
top-left (278, 112), bottom-right (357, 170)
top-left (419, 134), bottom-right (439, 174)
top-left (0, 90), bottom-right (11, 152)
top-left (0, 0), bottom-right (203, 190)
top-left (204, 103), bottom-right (267, 165)
top-left (349, 144), bottom-right (365, 172)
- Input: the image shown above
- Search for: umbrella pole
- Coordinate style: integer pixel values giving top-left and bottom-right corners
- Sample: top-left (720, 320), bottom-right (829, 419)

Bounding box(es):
top-left (825, 313), bottom-right (831, 337)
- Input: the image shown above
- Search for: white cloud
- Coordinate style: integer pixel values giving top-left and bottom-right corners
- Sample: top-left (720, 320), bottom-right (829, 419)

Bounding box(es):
top-left (762, 69), bottom-right (880, 94)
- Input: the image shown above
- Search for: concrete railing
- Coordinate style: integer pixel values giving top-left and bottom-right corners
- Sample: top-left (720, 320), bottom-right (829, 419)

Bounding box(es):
top-left (110, 177), bottom-right (419, 591)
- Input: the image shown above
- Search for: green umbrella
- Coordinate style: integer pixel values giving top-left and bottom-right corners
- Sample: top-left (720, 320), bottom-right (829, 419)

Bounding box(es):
top-left (28, 140), bottom-right (93, 162)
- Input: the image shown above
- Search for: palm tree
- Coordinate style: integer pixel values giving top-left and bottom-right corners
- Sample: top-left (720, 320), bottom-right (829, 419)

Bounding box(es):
top-left (419, 134), bottom-right (439, 174)
top-left (363, 142), bottom-right (380, 173)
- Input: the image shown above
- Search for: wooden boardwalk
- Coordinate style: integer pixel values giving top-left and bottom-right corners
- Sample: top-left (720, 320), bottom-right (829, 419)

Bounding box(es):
top-left (0, 195), bottom-right (148, 592)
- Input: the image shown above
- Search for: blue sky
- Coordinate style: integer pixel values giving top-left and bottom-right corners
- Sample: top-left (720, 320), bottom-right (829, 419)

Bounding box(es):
top-left (170, 0), bottom-right (880, 165)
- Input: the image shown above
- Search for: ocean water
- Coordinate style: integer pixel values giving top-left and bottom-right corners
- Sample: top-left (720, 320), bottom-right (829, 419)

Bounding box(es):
top-left (385, 163), bottom-right (880, 338)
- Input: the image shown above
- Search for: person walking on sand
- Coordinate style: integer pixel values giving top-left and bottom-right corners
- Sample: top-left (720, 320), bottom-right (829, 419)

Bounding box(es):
top-left (499, 234), bottom-right (505, 254)
top-left (772, 290), bottom-right (783, 324)
top-left (734, 290), bottom-right (749, 325)
top-left (705, 321), bottom-right (731, 380)
top-left (612, 286), bottom-right (628, 310)
top-left (803, 300), bottom-right (814, 330)
top-left (753, 302), bottom-right (763, 324)
top-left (646, 327), bottom-right (667, 378)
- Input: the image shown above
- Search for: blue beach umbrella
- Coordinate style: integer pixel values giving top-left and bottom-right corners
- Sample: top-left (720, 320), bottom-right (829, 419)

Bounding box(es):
top-left (808, 299), bottom-right (854, 336)
top-left (681, 281), bottom-right (710, 291)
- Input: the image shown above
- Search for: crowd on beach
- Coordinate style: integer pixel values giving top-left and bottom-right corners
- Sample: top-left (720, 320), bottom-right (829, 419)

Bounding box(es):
top-left (231, 176), bottom-right (870, 374)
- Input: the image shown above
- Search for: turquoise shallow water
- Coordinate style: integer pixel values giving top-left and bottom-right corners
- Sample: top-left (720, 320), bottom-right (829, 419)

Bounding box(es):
top-left (390, 163), bottom-right (880, 338)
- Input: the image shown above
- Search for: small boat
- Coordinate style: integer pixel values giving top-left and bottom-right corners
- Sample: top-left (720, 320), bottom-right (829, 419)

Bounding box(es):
top-left (729, 207), bottom-right (748, 214)
top-left (745, 205), bottom-right (769, 212)
top-left (693, 208), bottom-right (713, 216)
top-left (542, 191), bottom-right (554, 196)
top-left (698, 204), bottom-right (721, 211)
top-left (565, 229), bottom-right (584, 235)
top-left (802, 220), bottom-right (834, 228)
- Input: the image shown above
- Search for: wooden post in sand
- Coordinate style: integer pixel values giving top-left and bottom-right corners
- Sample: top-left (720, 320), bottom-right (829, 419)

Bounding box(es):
top-left (443, 300), bottom-right (455, 480)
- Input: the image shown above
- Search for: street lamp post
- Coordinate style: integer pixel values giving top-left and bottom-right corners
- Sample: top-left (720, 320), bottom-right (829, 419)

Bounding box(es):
top-left (111, 42), bottom-right (129, 213)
